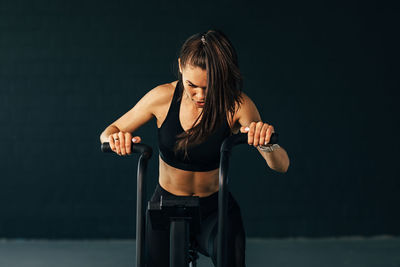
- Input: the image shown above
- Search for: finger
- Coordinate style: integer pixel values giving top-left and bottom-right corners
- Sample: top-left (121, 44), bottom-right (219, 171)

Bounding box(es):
top-left (131, 136), bottom-right (142, 143)
top-left (259, 123), bottom-right (269, 146)
top-left (125, 132), bottom-right (133, 155)
top-left (113, 133), bottom-right (121, 155)
top-left (253, 121), bottom-right (264, 147)
top-left (108, 135), bottom-right (116, 152)
top-left (240, 126), bottom-right (250, 133)
top-left (265, 125), bottom-right (275, 144)
top-left (129, 136), bottom-right (142, 154)
top-left (118, 132), bottom-right (126, 155)
top-left (247, 122), bottom-right (256, 145)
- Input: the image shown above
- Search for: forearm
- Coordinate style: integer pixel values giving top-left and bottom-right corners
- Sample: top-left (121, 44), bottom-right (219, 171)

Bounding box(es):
top-left (99, 125), bottom-right (120, 143)
top-left (257, 146), bottom-right (290, 173)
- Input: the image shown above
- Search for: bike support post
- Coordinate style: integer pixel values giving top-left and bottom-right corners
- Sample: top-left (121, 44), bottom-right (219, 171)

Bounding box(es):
top-left (101, 143), bottom-right (152, 267)
top-left (217, 133), bottom-right (278, 267)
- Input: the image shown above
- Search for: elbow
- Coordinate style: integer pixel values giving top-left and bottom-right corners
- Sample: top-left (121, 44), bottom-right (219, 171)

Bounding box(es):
top-left (282, 159), bottom-right (290, 173)
top-left (272, 158), bottom-right (290, 173)
top-left (281, 163), bottom-right (289, 173)
top-left (274, 165), bottom-right (289, 173)
top-left (282, 158), bottom-right (290, 173)
top-left (280, 152), bottom-right (290, 173)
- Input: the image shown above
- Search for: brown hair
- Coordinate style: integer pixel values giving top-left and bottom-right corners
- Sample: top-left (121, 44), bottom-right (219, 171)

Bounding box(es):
top-left (174, 29), bottom-right (244, 156)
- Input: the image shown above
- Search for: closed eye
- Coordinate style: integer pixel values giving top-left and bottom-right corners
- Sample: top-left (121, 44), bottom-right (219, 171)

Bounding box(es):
top-left (188, 83), bottom-right (206, 90)
top-left (186, 81), bottom-right (206, 89)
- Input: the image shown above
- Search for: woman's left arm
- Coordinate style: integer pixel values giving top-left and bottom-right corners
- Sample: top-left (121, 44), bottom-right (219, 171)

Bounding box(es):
top-left (236, 93), bottom-right (290, 173)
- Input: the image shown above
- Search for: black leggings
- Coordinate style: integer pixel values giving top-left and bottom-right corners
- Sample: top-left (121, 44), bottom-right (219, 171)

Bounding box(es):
top-left (145, 183), bottom-right (246, 267)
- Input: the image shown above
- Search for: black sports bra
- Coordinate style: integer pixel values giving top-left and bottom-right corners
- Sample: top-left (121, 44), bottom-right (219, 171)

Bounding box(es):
top-left (157, 80), bottom-right (232, 172)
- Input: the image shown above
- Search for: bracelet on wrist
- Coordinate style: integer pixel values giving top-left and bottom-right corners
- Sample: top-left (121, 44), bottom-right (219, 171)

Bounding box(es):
top-left (257, 144), bottom-right (280, 153)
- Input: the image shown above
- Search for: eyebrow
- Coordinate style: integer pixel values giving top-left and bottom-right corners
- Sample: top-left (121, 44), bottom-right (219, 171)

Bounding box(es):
top-left (186, 80), bottom-right (207, 89)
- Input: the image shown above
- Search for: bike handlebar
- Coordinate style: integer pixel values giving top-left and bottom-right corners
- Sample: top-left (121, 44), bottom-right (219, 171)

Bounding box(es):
top-left (100, 132), bottom-right (278, 158)
top-left (221, 132), bottom-right (279, 152)
top-left (101, 142), bottom-right (153, 159)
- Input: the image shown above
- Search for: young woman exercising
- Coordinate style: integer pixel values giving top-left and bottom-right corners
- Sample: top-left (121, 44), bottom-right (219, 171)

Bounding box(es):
top-left (100, 29), bottom-right (290, 267)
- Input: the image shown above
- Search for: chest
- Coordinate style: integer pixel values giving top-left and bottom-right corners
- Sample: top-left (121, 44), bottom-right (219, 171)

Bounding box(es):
top-left (156, 99), bottom-right (238, 133)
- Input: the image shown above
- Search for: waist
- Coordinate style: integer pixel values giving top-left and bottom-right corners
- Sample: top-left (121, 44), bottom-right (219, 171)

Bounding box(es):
top-left (159, 155), bottom-right (219, 197)
top-left (156, 182), bottom-right (219, 201)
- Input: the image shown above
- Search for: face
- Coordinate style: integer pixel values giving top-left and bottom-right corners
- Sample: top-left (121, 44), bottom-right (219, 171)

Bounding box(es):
top-left (178, 58), bottom-right (207, 109)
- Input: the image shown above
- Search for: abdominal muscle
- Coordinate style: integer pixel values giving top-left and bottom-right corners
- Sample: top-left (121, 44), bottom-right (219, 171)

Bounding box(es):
top-left (158, 156), bottom-right (220, 197)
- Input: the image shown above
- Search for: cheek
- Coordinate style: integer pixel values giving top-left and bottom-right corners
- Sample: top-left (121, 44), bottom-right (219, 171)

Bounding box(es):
top-left (183, 86), bottom-right (194, 98)
top-left (187, 87), bottom-right (195, 96)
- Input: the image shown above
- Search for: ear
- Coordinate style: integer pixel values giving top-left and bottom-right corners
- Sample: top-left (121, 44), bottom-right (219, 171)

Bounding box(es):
top-left (178, 58), bottom-right (182, 74)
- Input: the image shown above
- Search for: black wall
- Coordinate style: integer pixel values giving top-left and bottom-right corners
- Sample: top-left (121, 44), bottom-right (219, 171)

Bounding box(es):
top-left (1, 0), bottom-right (399, 238)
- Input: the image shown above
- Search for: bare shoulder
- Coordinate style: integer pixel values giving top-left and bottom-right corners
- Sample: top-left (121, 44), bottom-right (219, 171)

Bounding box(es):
top-left (146, 81), bottom-right (179, 127)
top-left (108, 80), bottom-right (178, 133)
top-left (152, 81), bottom-right (176, 95)
top-left (148, 80), bottom-right (177, 112)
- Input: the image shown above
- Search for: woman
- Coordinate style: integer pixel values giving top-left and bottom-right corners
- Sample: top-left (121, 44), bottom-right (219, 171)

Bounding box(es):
top-left (100, 29), bottom-right (289, 267)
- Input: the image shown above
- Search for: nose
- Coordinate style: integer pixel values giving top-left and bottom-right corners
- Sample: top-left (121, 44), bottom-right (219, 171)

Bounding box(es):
top-left (196, 88), bottom-right (206, 101)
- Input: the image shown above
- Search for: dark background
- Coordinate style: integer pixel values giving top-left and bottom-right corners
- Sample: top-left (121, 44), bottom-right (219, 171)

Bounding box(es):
top-left (1, 0), bottom-right (399, 239)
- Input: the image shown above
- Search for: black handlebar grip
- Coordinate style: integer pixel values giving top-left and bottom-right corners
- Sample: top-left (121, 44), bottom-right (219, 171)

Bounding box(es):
top-left (101, 142), bottom-right (113, 153)
top-left (101, 142), bottom-right (153, 159)
top-left (270, 133), bottom-right (279, 144)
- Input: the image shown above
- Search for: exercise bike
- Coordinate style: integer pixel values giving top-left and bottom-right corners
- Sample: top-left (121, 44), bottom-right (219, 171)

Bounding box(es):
top-left (101, 132), bottom-right (278, 267)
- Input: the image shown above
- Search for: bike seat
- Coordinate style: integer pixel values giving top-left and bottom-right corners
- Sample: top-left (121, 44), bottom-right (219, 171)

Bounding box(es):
top-left (147, 195), bottom-right (201, 235)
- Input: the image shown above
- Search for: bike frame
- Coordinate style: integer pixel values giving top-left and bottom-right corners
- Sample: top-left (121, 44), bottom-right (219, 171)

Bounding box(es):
top-left (101, 132), bottom-right (278, 267)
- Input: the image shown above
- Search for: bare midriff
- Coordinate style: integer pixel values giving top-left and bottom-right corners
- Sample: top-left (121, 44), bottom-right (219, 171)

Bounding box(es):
top-left (158, 156), bottom-right (219, 197)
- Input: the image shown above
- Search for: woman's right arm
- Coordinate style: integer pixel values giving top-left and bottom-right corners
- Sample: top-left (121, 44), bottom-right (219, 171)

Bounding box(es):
top-left (99, 84), bottom-right (166, 155)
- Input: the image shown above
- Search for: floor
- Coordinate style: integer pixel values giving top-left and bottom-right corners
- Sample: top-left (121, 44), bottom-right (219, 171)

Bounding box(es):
top-left (0, 237), bottom-right (399, 267)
